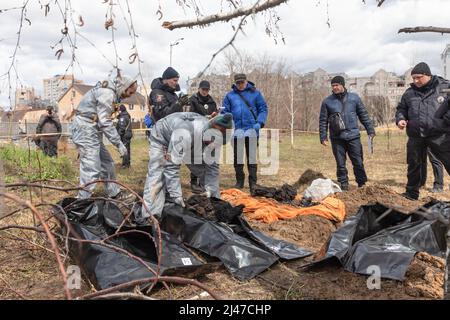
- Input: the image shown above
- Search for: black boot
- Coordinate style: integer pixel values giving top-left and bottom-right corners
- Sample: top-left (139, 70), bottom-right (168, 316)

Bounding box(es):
top-left (190, 174), bottom-right (203, 194)
top-left (401, 191), bottom-right (418, 201)
top-left (249, 182), bottom-right (257, 196)
top-left (340, 183), bottom-right (349, 191)
top-left (234, 180), bottom-right (244, 189)
top-left (234, 164), bottom-right (245, 189)
top-left (248, 164), bottom-right (258, 194)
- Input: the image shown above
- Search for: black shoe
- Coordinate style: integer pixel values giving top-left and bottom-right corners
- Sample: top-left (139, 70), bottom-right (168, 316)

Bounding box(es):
top-left (234, 181), bottom-right (244, 189)
top-left (191, 183), bottom-right (204, 194)
top-left (401, 192), bottom-right (418, 201)
top-left (340, 183), bottom-right (349, 191)
top-left (358, 183), bottom-right (366, 188)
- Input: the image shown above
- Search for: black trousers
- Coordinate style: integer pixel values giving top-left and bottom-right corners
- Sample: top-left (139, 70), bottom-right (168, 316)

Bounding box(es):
top-left (331, 137), bottom-right (367, 186)
top-left (420, 148), bottom-right (444, 188)
top-left (406, 134), bottom-right (450, 198)
top-left (39, 140), bottom-right (58, 157)
top-left (233, 136), bottom-right (258, 186)
top-left (120, 136), bottom-right (131, 167)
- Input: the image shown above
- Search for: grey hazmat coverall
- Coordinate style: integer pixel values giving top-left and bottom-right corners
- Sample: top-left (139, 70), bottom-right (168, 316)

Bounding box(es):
top-left (70, 77), bottom-right (133, 198)
top-left (141, 112), bottom-right (224, 219)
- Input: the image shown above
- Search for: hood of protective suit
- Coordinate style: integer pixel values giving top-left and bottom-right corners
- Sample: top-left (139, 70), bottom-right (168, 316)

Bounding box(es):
top-left (104, 75), bottom-right (137, 99)
top-left (202, 113), bottom-right (234, 146)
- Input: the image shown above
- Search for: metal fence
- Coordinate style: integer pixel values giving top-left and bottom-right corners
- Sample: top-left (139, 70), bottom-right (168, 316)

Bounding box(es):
top-left (0, 121), bottom-right (148, 148)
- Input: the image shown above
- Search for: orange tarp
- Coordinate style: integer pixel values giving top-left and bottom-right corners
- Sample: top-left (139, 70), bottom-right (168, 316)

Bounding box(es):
top-left (221, 188), bottom-right (346, 224)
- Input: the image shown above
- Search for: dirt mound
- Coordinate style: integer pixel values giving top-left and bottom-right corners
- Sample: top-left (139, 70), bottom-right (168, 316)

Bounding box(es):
top-left (249, 214), bottom-right (336, 251)
top-left (293, 169), bottom-right (326, 189)
top-left (404, 252), bottom-right (445, 299)
top-left (336, 184), bottom-right (420, 216)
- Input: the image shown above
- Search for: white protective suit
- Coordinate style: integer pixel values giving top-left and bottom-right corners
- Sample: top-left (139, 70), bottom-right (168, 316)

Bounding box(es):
top-left (70, 76), bottom-right (135, 198)
top-left (141, 112), bottom-right (230, 219)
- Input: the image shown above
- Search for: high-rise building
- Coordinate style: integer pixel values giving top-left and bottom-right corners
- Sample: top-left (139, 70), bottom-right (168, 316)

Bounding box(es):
top-left (441, 44), bottom-right (450, 80)
top-left (43, 74), bottom-right (83, 104)
top-left (15, 86), bottom-right (37, 104)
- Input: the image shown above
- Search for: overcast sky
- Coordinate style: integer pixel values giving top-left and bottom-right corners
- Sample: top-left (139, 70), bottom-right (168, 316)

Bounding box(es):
top-left (1, 0), bottom-right (450, 107)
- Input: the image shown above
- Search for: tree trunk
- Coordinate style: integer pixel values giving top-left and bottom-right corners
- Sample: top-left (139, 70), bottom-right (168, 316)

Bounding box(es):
top-left (290, 76), bottom-right (294, 148)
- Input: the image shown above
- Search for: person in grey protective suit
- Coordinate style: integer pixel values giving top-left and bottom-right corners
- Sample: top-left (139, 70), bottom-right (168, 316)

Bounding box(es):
top-left (70, 74), bottom-right (138, 199)
top-left (140, 112), bottom-right (234, 220)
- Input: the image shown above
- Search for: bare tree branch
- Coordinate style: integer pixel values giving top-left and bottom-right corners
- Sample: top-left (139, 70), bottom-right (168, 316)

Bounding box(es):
top-left (162, 0), bottom-right (288, 30)
top-left (91, 292), bottom-right (156, 300)
top-left (398, 26), bottom-right (450, 34)
top-left (79, 276), bottom-right (223, 300)
top-left (0, 192), bottom-right (71, 299)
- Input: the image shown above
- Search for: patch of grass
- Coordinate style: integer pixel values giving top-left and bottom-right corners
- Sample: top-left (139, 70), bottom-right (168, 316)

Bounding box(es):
top-left (0, 144), bottom-right (76, 183)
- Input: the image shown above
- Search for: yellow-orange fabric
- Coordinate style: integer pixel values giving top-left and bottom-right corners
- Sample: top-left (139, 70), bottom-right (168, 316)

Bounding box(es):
top-left (221, 188), bottom-right (346, 224)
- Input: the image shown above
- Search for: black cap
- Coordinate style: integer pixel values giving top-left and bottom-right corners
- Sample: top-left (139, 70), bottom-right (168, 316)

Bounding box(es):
top-left (119, 105), bottom-right (126, 112)
top-left (199, 80), bottom-right (210, 89)
top-left (234, 73), bottom-right (247, 82)
top-left (411, 62), bottom-right (431, 76)
top-left (162, 67), bottom-right (180, 80)
top-left (331, 76), bottom-right (345, 87)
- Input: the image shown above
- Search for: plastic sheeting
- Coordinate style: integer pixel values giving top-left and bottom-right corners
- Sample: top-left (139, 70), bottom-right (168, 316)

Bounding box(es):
top-left (251, 184), bottom-right (297, 202)
top-left (55, 198), bottom-right (215, 290)
top-left (307, 201), bottom-right (449, 281)
top-left (159, 201), bottom-right (312, 280)
top-left (303, 178), bottom-right (342, 202)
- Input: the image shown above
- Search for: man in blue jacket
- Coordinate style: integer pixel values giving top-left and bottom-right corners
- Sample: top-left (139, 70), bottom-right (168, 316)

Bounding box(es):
top-left (144, 111), bottom-right (153, 141)
top-left (319, 76), bottom-right (375, 191)
top-left (222, 73), bottom-right (268, 193)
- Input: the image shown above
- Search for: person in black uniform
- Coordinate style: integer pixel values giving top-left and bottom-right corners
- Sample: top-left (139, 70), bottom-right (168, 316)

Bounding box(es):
top-left (116, 105), bottom-right (133, 168)
top-left (188, 80), bottom-right (219, 193)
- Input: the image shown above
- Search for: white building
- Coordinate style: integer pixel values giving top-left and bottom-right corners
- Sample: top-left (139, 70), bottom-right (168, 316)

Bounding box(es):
top-left (43, 74), bottom-right (82, 104)
top-left (441, 44), bottom-right (450, 80)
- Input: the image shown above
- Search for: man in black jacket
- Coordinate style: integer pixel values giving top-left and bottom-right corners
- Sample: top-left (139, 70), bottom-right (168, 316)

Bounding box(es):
top-left (319, 76), bottom-right (375, 191)
top-left (149, 67), bottom-right (190, 123)
top-left (35, 106), bottom-right (62, 157)
top-left (396, 62), bottom-right (450, 200)
top-left (188, 80), bottom-right (218, 193)
top-left (116, 105), bottom-right (133, 168)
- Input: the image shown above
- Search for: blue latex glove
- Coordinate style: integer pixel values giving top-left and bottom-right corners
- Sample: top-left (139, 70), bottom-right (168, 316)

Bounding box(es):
top-left (253, 123), bottom-right (261, 131)
top-left (144, 114), bottom-right (153, 128)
